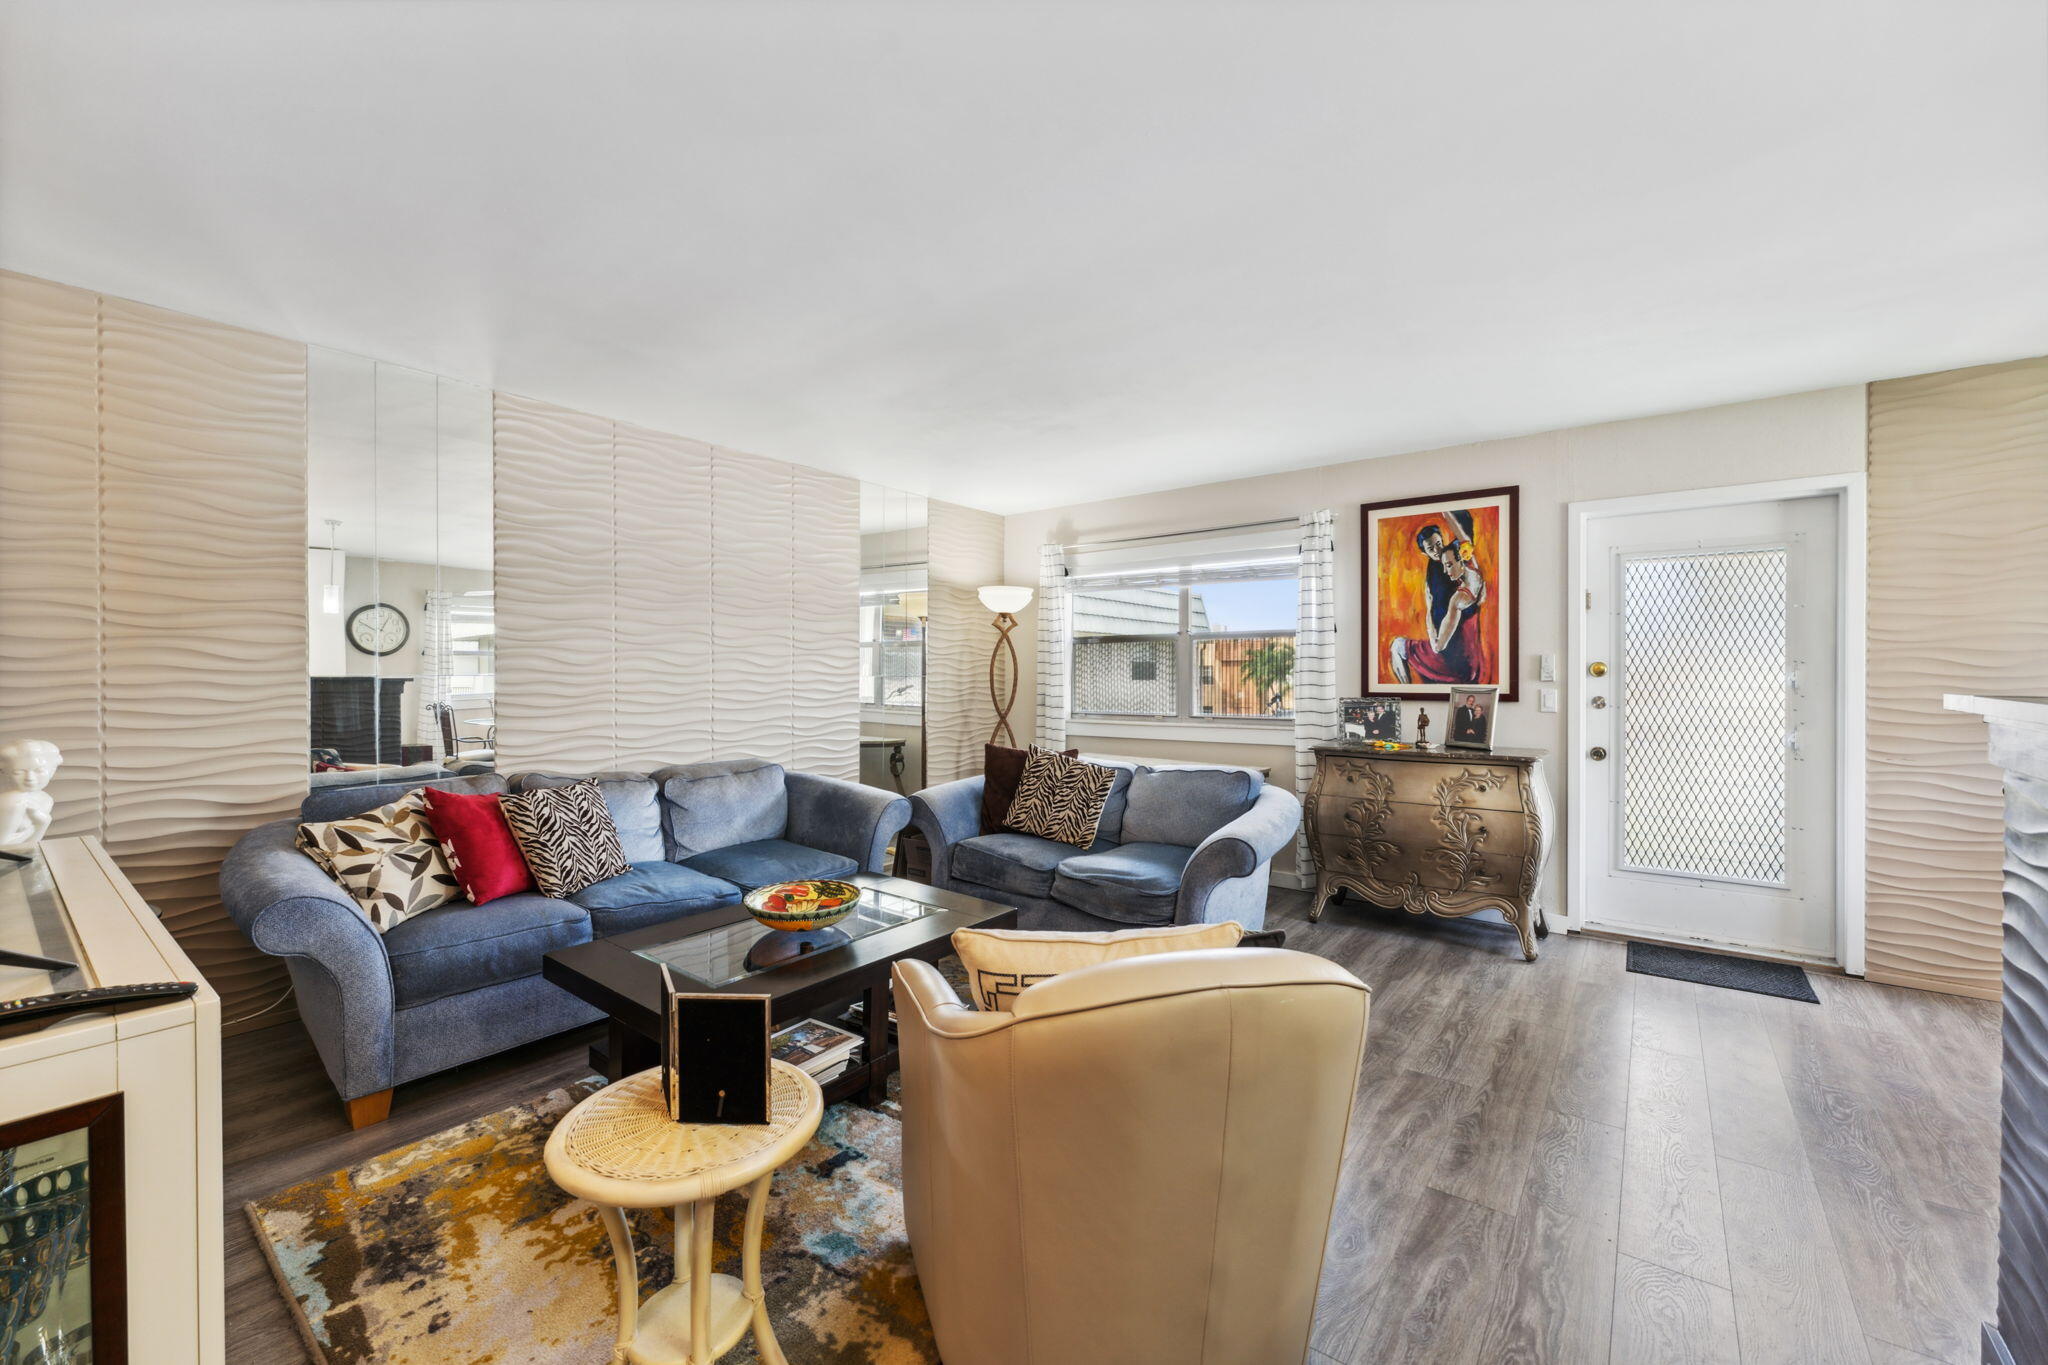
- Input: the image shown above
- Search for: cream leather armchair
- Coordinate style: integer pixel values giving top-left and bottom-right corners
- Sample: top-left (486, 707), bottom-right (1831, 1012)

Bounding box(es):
top-left (892, 948), bottom-right (1370, 1365)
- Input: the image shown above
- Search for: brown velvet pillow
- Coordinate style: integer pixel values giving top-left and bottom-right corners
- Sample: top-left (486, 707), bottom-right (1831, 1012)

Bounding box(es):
top-left (982, 743), bottom-right (1077, 833)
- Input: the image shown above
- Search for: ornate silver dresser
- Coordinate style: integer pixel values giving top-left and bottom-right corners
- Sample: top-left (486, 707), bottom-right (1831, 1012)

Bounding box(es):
top-left (1304, 743), bottom-right (1555, 959)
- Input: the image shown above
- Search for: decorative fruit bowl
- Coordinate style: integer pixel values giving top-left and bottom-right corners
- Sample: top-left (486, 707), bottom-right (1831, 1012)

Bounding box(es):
top-left (743, 879), bottom-right (863, 932)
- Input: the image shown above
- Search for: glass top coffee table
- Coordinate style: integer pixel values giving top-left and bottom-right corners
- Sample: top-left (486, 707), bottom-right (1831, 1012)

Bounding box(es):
top-left (543, 872), bottom-right (1017, 1105)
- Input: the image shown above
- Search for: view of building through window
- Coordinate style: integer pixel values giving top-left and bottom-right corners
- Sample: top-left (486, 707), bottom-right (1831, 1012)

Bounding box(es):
top-left (1073, 576), bottom-right (1296, 720)
top-left (861, 590), bottom-right (926, 708)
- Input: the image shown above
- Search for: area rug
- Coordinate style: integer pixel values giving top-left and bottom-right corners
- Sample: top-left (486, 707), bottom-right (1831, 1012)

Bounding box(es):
top-left (247, 1076), bottom-right (935, 1364)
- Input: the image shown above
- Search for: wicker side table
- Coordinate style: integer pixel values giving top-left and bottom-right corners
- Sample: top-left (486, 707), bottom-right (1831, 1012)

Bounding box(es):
top-left (544, 1062), bottom-right (825, 1365)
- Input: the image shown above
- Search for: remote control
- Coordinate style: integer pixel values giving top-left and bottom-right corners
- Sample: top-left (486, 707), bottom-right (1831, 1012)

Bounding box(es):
top-left (0, 981), bottom-right (198, 1027)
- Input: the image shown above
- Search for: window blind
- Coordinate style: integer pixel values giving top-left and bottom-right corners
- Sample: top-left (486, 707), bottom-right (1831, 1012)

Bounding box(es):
top-left (1065, 527), bottom-right (1301, 590)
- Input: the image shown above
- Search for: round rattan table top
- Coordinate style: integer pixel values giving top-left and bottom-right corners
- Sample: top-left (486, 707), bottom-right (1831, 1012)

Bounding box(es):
top-left (544, 1061), bottom-right (824, 1208)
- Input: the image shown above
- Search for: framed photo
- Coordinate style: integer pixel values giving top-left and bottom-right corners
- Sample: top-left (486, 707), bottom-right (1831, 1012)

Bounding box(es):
top-left (1362, 485), bottom-right (1519, 703)
top-left (1340, 696), bottom-right (1402, 742)
top-left (1445, 685), bottom-right (1501, 751)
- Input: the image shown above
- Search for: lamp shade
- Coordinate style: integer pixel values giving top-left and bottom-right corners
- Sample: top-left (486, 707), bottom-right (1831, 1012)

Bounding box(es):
top-left (978, 585), bottom-right (1034, 614)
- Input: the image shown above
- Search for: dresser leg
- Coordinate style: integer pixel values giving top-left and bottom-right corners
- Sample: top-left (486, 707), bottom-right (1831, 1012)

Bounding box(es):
top-left (1308, 876), bottom-right (1334, 923)
top-left (1515, 912), bottom-right (1539, 961)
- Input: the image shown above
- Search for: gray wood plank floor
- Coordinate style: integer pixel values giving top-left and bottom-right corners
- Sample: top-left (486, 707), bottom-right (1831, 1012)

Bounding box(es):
top-left (220, 889), bottom-right (2000, 1363)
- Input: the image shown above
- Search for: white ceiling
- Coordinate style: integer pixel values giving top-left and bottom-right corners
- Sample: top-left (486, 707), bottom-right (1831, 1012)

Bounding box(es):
top-left (4, 1), bottom-right (2044, 514)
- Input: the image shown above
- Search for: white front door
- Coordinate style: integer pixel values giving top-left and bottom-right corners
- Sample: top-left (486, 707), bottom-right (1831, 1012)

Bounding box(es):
top-left (1580, 494), bottom-right (1840, 962)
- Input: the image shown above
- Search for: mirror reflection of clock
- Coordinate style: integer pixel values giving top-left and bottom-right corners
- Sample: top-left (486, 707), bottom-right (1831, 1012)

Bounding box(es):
top-left (346, 602), bottom-right (411, 656)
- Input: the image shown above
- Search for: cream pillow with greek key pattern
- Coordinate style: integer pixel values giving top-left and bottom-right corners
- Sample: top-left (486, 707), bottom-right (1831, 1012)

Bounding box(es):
top-left (951, 922), bottom-right (1244, 1011)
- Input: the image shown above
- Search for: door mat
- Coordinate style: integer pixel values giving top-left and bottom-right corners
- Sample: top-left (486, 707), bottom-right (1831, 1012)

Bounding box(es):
top-left (1626, 940), bottom-right (1819, 1003)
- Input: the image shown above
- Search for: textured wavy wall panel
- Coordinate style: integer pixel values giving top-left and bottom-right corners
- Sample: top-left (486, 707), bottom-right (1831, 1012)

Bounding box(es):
top-left (97, 294), bottom-right (306, 1027)
top-left (612, 423), bottom-right (715, 768)
top-left (1994, 748), bottom-right (2048, 1364)
top-left (0, 272), bottom-right (102, 838)
top-left (491, 395), bottom-right (857, 776)
top-left (791, 466), bottom-right (860, 780)
top-left (1867, 357), bottom-right (2048, 998)
top-left (493, 394), bottom-right (619, 771)
top-left (711, 449), bottom-right (800, 764)
top-left (925, 499), bottom-right (1005, 783)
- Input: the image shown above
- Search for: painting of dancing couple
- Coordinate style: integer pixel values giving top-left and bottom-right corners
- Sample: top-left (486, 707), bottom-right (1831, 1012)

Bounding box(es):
top-left (1361, 485), bottom-right (1519, 703)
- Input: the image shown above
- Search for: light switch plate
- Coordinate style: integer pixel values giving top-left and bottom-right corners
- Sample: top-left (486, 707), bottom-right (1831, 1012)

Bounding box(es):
top-left (1538, 652), bottom-right (1557, 682)
top-left (1539, 688), bottom-right (1559, 713)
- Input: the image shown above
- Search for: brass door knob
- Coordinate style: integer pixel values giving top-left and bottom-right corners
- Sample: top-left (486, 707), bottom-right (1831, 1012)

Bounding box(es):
top-left (1589, 746), bottom-right (1608, 761)
top-left (1588, 661), bottom-right (1609, 677)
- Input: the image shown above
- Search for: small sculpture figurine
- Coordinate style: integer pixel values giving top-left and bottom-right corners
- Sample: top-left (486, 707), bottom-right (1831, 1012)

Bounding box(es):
top-left (1414, 707), bottom-right (1432, 750)
top-left (0, 739), bottom-right (61, 860)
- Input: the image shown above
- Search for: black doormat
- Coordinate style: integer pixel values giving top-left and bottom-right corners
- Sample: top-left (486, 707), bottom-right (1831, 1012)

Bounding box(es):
top-left (1626, 941), bottom-right (1819, 1003)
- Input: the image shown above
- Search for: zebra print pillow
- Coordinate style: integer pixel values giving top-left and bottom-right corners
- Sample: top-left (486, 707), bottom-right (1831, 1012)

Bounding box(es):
top-left (1004, 748), bottom-right (1116, 847)
top-left (499, 779), bottom-right (633, 898)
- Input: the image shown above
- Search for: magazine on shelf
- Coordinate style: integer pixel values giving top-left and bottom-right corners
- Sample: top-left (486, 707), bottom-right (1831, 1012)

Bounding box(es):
top-left (771, 1017), bottom-right (861, 1080)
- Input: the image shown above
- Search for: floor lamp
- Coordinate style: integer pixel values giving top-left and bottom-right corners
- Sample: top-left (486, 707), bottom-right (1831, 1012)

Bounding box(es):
top-left (978, 585), bottom-right (1034, 747)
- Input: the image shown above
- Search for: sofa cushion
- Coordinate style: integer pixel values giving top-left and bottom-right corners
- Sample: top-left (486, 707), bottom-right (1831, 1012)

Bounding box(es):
top-left (501, 780), bottom-right (634, 899)
top-left (1050, 842), bottom-right (1198, 926)
top-left (982, 744), bottom-right (1077, 834)
top-left (681, 838), bottom-right (858, 889)
top-left (422, 787), bottom-right (535, 906)
top-left (952, 831), bottom-right (1111, 900)
top-left (570, 861), bottom-right (743, 935)
top-left (300, 771), bottom-right (507, 824)
top-left (382, 892), bottom-right (590, 1009)
top-left (1093, 761), bottom-right (1138, 843)
top-left (515, 771), bottom-right (663, 862)
top-left (1005, 749), bottom-right (1117, 847)
top-left (294, 789), bottom-right (462, 933)
top-left (951, 921), bottom-right (1245, 1011)
top-left (659, 759), bottom-right (788, 858)
top-left (1118, 766), bottom-right (1262, 848)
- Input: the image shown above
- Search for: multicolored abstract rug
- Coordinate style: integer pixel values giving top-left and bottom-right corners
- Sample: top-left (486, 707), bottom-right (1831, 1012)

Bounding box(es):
top-left (247, 1076), bottom-right (935, 1364)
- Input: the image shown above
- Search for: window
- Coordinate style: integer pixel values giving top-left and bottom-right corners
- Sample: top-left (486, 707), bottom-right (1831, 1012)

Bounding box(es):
top-left (861, 589), bottom-right (926, 710)
top-left (1068, 538), bottom-right (1298, 724)
top-left (446, 594), bottom-right (495, 699)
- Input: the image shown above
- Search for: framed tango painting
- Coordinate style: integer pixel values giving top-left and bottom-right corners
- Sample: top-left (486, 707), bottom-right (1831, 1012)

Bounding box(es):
top-left (1361, 486), bottom-right (1518, 703)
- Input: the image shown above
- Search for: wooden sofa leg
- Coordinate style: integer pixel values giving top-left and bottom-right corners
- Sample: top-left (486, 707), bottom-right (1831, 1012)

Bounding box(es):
top-left (345, 1089), bottom-right (393, 1129)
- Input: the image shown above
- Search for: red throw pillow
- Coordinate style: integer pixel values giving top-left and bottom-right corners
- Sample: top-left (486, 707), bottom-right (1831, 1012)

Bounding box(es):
top-left (420, 787), bottom-right (533, 905)
top-left (982, 744), bottom-right (1078, 833)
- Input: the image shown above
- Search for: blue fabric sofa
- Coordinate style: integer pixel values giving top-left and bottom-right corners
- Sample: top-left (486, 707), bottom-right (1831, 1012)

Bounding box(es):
top-left (220, 757), bottom-right (908, 1124)
top-left (909, 760), bottom-right (1300, 932)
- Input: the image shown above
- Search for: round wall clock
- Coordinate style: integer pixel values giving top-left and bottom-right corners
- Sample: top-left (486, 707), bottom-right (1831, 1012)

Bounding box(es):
top-left (347, 602), bottom-right (411, 656)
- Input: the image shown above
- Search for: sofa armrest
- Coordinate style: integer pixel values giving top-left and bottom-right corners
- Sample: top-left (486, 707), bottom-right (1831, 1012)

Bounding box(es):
top-left (1176, 785), bottom-right (1302, 927)
top-left (220, 819), bottom-right (397, 1098)
top-left (784, 770), bottom-right (911, 874)
top-left (908, 776), bottom-right (986, 887)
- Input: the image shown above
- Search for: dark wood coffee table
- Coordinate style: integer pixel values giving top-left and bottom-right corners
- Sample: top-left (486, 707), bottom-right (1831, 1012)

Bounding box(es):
top-left (542, 872), bottom-right (1017, 1105)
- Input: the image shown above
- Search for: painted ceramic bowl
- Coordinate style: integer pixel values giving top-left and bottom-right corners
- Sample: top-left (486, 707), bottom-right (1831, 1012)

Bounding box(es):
top-left (744, 879), bottom-right (862, 932)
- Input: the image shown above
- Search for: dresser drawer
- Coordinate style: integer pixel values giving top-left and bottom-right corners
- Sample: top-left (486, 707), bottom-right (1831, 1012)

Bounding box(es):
top-left (1316, 755), bottom-right (1526, 813)
top-left (1314, 796), bottom-right (1531, 891)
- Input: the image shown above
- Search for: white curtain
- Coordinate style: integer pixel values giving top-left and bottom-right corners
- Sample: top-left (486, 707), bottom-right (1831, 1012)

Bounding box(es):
top-left (1293, 510), bottom-right (1339, 875)
top-left (1034, 542), bottom-right (1071, 750)
top-left (417, 589), bottom-right (455, 758)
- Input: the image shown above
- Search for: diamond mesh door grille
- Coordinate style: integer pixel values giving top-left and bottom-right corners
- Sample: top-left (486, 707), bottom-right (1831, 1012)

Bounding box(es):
top-left (1619, 548), bottom-right (1789, 885)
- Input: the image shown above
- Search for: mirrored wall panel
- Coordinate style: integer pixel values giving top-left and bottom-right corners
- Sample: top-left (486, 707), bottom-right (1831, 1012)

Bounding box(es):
top-left (306, 348), bottom-right (494, 791)
top-left (859, 483), bottom-right (928, 794)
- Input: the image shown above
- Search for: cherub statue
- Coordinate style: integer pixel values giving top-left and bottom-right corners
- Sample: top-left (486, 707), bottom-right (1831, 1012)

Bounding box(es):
top-left (0, 739), bottom-right (61, 859)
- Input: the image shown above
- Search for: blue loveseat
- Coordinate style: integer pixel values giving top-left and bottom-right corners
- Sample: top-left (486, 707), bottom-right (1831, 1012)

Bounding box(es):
top-left (910, 760), bottom-right (1300, 932)
top-left (221, 757), bottom-right (908, 1125)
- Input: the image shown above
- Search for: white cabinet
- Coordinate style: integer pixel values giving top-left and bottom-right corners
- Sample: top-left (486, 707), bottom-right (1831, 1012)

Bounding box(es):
top-left (1, 837), bottom-right (222, 1365)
